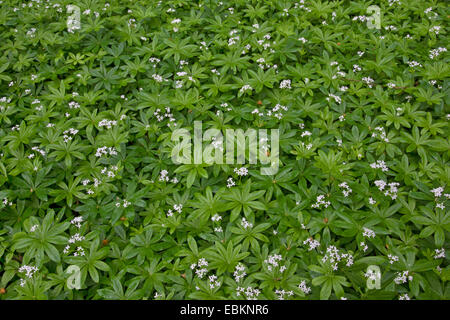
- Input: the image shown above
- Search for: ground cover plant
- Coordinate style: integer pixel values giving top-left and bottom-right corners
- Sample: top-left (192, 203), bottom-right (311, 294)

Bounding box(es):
top-left (0, 0), bottom-right (449, 300)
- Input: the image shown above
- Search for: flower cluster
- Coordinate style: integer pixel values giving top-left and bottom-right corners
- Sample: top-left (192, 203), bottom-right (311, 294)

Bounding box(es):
top-left (311, 195), bottom-right (331, 209)
top-left (18, 265), bottom-right (38, 286)
top-left (298, 281), bottom-right (311, 295)
top-left (241, 217), bottom-right (253, 230)
top-left (322, 246), bottom-right (354, 271)
top-left (394, 271), bottom-right (413, 284)
top-left (339, 182), bottom-right (352, 197)
top-left (264, 254), bottom-right (286, 273)
top-left (167, 204), bottom-right (183, 217)
top-left (370, 160), bottom-right (389, 172)
top-left (234, 167), bottom-right (249, 176)
top-left (303, 238), bottom-right (320, 251)
top-left (95, 146), bottom-right (118, 158)
top-left (236, 286), bottom-right (261, 300)
top-left (191, 258), bottom-right (209, 279)
top-left (375, 180), bottom-right (400, 200)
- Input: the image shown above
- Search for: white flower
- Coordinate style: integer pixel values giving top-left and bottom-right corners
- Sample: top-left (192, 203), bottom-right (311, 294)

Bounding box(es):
top-left (159, 170), bottom-right (169, 182)
top-left (321, 246), bottom-right (354, 270)
top-left (95, 146), bottom-right (117, 157)
top-left (239, 84), bottom-right (253, 93)
top-left (429, 26), bottom-right (441, 35)
top-left (298, 280), bottom-right (311, 294)
top-left (70, 216), bottom-right (83, 228)
top-left (370, 160), bottom-right (389, 172)
top-left (68, 233), bottom-right (85, 244)
top-left (234, 167), bottom-right (248, 176)
top-left (388, 254), bottom-right (399, 264)
top-left (371, 126), bottom-right (389, 142)
top-left (429, 47), bottom-right (447, 59)
top-left (228, 35), bottom-right (240, 46)
top-left (193, 258), bottom-right (209, 279)
top-left (241, 218), bottom-right (253, 229)
top-left (173, 204), bottom-right (183, 213)
top-left (434, 248), bottom-right (445, 259)
top-left (279, 79), bottom-right (291, 89)
top-left (430, 187), bottom-right (444, 197)
top-left (275, 289), bottom-right (294, 300)
top-left (19, 265), bottom-right (38, 278)
top-left (394, 271), bottom-right (413, 284)
top-left (226, 177), bottom-right (235, 188)
top-left (311, 194), bottom-right (331, 209)
top-left (303, 238), bottom-right (320, 251)
top-left (360, 242), bottom-right (368, 252)
top-left (264, 254), bottom-right (283, 272)
top-left (408, 60), bottom-right (422, 68)
top-left (399, 293), bottom-right (410, 300)
top-left (233, 263), bottom-right (246, 282)
top-left (339, 182), bottom-right (352, 197)
top-left (301, 131), bottom-right (312, 137)
top-left (98, 119), bottom-right (117, 129)
top-left (326, 93), bottom-right (341, 104)
top-left (362, 77), bottom-right (375, 88)
top-left (364, 268), bottom-right (380, 281)
top-left (363, 227), bottom-right (376, 238)
top-left (152, 74), bottom-right (167, 82)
